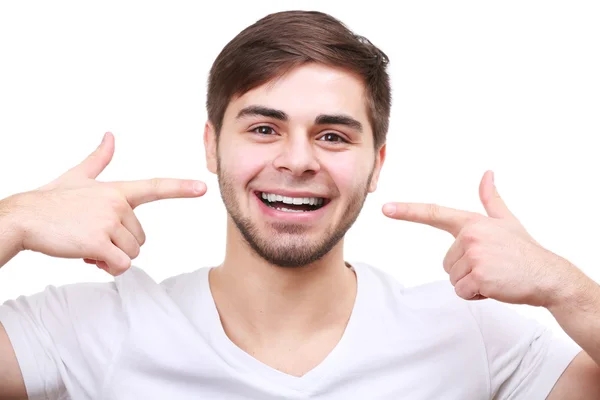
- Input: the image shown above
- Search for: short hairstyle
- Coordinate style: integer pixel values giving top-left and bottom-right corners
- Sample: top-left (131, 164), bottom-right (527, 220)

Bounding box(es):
top-left (206, 10), bottom-right (391, 149)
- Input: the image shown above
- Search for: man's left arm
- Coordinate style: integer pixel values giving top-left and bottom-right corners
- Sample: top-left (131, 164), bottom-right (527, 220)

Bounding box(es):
top-left (382, 170), bottom-right (600, 398)
top-left (544, 266), bottom-right (600, 398)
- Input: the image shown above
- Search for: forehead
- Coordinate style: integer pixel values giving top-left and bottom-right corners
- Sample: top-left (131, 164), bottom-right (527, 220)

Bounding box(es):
top-left (225, 63), bottom-right (370, 126)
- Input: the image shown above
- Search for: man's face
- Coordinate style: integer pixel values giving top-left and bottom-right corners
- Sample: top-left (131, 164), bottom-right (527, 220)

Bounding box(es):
top-left (205, 63), bottom-right (385, 267)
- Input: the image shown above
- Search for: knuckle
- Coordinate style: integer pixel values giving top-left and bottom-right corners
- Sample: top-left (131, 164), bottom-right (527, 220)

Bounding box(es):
top-left (130, 243), bottom-right (141, 259)
top-left (119, 257), bottom-right (132, 271)
top-left (442, 259), bottom-right (452, 273)
top-left (470, 266), bottom-right (485, 282)
top-left (109, 253), bottom-right (130, 272)
top-left (449, 273), bottom-right (459, 286)
top-left (106, 218), bottom-right (121, 232)
top-left (464, 247), bottom-right (482, 264)
top-left (106, 194), bottom-right (128, 213)
top-left (461, 226), bottom-right (480, 245)
top-left (87, 238), bottom-right (108, 258)
top-left (97, 218), bottom-right (120, 236)
top-left (454, 283), bottom-right (469, 299)
top-left (139, 231), bottom-right (147, 246)
top-left (103, 184), bottom-right (122, 199)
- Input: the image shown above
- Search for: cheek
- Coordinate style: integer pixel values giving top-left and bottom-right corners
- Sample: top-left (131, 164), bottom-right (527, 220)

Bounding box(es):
top-left (220, 139), bottom-right (271, 184)
top-left (321, 153), bottom-right (371, 194)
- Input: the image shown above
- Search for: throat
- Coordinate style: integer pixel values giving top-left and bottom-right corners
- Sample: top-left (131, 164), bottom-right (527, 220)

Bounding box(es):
top-left (210, 265), bottom-right (358, 378)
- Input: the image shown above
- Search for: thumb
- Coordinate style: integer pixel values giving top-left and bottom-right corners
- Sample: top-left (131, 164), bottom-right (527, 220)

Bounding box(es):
top-left (479, 170), bottom-right (517, 221)
top-left (62, 132), bottom-right (115, 180)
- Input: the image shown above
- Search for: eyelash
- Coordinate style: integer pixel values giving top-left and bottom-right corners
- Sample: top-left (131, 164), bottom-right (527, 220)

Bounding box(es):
top-left (251, 125), bottom-right (349, 143)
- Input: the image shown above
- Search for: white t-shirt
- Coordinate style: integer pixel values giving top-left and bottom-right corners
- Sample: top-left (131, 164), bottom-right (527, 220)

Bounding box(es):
top-left (0, 262), bottom-right (580, 399)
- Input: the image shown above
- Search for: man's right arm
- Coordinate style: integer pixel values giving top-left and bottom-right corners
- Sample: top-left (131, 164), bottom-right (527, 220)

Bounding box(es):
top-left (0, 322), bottom-right (27, 400)
top-left (0, 202), bottom-right (28, 399)
top-left (0, 196), bottom-right (23, 269)
top-left (0, 132), bottom-right (206, 399)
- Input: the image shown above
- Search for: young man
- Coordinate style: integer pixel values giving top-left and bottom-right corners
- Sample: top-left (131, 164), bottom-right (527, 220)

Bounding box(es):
top-left (0, 10), bottom-right (599, 399)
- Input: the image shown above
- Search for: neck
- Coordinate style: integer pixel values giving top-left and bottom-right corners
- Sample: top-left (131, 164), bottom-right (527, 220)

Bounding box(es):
top-left (209, 218), bottom-right (357, 344)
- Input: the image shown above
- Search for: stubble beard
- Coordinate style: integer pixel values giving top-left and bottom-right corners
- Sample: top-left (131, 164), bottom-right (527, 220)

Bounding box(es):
top-left (217, 158), bottom-right (373, 268)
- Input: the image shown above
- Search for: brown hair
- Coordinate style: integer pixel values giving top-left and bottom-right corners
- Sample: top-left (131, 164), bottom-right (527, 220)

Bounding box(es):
top-left (206, 10), bottom-right (391, 149)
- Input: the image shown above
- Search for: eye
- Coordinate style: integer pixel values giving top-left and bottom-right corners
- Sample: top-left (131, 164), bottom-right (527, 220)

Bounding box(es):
top-left (318, 133), bottom-right (348, 143)
top-left (251, 125), bottom-right (277, 135)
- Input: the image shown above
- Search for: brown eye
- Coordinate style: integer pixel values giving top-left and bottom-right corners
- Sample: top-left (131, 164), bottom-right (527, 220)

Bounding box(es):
top-left (252, 126), bottom-right (276, 135)
top-left (318, 133), bottom-right (347, 143)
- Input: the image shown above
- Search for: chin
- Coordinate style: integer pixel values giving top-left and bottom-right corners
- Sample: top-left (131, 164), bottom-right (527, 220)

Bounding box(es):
top-left (235, 217), bottom-right (346, 268)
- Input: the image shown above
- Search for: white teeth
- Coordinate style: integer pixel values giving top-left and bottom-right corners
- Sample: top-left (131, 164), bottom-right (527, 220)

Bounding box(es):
top-left (261, 192), bottom-right (324, 206)
top-left (277, 207), bottom-right (304, 212)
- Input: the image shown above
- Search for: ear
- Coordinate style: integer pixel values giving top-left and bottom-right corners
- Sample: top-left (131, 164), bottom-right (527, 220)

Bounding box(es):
top-left (204, 122), bottom-right (218, 174)
top-left (368, 143), bottom-right (386, 193)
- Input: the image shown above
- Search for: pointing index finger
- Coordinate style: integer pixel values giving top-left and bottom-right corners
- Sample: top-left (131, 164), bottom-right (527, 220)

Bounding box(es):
top-left (112, 178), bottom-right (207, 209)
top-left (383, 202), bottom-right (478, 237)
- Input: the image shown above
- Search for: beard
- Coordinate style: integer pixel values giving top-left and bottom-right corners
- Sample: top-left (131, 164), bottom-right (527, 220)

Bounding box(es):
top-left (217, 158), bottom-right (373, 268)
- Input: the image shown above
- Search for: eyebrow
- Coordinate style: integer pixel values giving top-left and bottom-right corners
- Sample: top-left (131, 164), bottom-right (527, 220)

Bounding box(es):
top-left (315, 114), bottom-right (363, 133)
top-left (236, 105), bottom-right (363, 133)
top-left (236, 105), bottom-right (287, 121)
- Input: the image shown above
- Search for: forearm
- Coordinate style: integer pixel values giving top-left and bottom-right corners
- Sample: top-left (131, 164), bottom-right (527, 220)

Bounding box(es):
top-left (0, 196), bottom-right (23, 269)
top-left (547, 266), bottom-right (600, 366)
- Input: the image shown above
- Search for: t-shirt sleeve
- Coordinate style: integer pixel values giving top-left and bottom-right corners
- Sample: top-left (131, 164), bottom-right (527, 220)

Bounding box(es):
top-left (0, 281), bottom-right (127, 400)
top-left (467, 299), bottom-right (581, 400)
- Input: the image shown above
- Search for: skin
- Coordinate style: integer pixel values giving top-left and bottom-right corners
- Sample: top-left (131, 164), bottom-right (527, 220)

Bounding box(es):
top-left (205, 62), bottom-right (600, 393)
top-left (203, 63), bottom-right (385, 375)
top-left (384, 170), bottom-right (600, 398)
top-left (0, 132), bottom-right (207, 398)
top-left (1, 62), bottom-right (599, 397)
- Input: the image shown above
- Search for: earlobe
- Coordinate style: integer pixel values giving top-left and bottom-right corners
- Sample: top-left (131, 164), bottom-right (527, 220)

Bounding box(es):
top-left (204, 122), bottom-right (218, 174)
top-left (368, 144), bottom-right (386, 192)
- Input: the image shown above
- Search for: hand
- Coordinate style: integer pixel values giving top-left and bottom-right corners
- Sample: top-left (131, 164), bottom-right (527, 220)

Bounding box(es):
top-left (382, 170), bottom-right (579, 307)
top-left (7, 132), bottom-right (207, 276)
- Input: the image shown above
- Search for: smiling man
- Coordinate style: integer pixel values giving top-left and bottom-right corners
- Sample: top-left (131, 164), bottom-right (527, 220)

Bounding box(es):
top-left (1, 10), bottom-right (600, 400)
top-left (211, 64), bottom-right (380, 269)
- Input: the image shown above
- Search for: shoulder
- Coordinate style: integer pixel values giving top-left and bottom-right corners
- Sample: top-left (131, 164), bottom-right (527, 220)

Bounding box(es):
top-left (350, 261), bottom-right (486, 346)
top-left (353, 261), bottom-right (470, 313)
top-left (2, 265), bottom-right (211, 329)
top-left (158, 266), bottom-right (211, 294)
top-left (6, 278), bottom-right (124, 330)
top-left (0, 277), bottom-right (128, 387)
top-left (101, 264), bottom-right (212, 302)
top-left (355, 262), bottom-right (552, 338)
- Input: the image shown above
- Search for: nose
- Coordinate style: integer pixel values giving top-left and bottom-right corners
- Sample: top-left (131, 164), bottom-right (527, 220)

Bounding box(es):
top-left (272, 134), bottom-right (320, 176)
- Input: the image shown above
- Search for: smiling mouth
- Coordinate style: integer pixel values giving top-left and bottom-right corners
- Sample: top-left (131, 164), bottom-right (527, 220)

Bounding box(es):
top-left (256, 191), bottom-right (329, 212)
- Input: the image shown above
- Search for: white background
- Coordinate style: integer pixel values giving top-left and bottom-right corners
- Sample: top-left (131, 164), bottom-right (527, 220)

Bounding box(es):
top-left (0, 1), bottom-right (598, 339)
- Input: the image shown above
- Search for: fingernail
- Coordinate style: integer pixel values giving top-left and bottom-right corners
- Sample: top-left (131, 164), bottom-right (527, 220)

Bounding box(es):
top-left (194, 181), bottom-right (206, 193)
top-left (383, 203), bottom-right (396, 216)
top-left (491, 171), bottom-right (495, 185)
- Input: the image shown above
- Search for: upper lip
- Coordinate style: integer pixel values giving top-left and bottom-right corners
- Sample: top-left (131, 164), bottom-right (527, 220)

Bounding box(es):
top-left (256, 189), bottom-right (329, 199)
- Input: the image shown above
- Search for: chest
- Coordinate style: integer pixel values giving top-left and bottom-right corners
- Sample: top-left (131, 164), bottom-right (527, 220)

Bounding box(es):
top-left (226, 326), bottom-right (348, 377)
top-left (97, 325), bottom-right (489, 400)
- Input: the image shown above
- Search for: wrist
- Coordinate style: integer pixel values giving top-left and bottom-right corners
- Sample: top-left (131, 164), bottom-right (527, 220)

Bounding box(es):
top-left (545, 261), bottom-right (600, 314)
top-left (0, 194), bottom-right (26, 252)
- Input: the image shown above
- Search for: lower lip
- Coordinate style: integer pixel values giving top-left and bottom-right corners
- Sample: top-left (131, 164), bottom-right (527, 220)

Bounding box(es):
top-left (254, 193), bottom-right (329, 222)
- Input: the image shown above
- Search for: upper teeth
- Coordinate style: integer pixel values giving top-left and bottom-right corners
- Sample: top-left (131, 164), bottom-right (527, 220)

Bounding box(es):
top-left (261, 192), bottom-right (324, 206)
